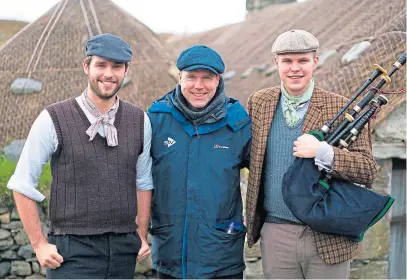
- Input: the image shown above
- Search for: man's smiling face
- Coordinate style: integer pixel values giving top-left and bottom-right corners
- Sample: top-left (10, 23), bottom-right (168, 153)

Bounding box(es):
top-left (83, 56), bottom-right (127, 100)
top-left (179, 69), bottom-right (220, 108)
top-left (275, 52), bottom-right (318, 96)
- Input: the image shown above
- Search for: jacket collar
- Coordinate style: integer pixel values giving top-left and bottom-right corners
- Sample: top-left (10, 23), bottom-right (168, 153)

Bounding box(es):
top-left (149, 90), bottom-right (250, 136)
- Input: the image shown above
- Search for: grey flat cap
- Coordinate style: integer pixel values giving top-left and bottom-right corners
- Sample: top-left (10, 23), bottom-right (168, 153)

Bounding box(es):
top-left (271, 29), bottom-right (319, 54)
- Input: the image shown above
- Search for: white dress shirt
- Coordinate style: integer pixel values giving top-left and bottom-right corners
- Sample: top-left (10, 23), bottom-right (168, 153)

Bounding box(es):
top-left (7, 96), bottom-right (153, 202)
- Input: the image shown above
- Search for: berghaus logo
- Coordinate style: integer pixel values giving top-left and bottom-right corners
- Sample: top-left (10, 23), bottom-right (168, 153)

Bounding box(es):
top-left (214, 144), bottom-right (229, 149)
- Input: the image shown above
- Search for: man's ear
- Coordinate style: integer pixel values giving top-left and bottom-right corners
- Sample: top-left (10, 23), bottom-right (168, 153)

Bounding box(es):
top-left (274, 56), bottom-right (279, 68)
top-left (82, 59), bottom-right (89, 75)
top-left (313, 55), bottom-right (319, 69)
top-left (178, 71), bottom-right (182, 84)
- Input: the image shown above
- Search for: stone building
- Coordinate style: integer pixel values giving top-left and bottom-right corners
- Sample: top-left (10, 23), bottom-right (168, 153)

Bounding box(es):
top-left (246, 0), bottom-right (296, 13)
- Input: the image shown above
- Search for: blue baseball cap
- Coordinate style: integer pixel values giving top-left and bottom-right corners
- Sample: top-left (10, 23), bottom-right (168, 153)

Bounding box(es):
top-left (85, 33), bottom-right (132, 63)
top-left (176, 45), bottom-right (225, 75)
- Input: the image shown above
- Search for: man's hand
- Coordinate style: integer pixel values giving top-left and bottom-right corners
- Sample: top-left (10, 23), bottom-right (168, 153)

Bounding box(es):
top-left (137, 237), bottom-right (151, 262)
top-left (12, 192), bottom-right (64, 269)
top-left (136, 189), bottom-right (152, 262)
top-left (34, 241), bottom-right (64, 269)
top-left (293, 134), bottom-right (321, 158)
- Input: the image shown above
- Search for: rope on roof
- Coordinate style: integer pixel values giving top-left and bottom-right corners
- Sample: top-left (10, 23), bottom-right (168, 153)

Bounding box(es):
top-left (80, 0), bottom-right (94, 38)
top-left (87, 0), bottom-right (102, 35)
top-left (25, 0), bottom-right (63, 78)
top-left (30, 0), bottom-right (69, 77)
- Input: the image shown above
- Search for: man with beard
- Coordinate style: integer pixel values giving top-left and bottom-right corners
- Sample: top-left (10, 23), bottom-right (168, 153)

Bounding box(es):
top-left (7, 33), bottom-right (152, 278)
top-left (148, 45), bottom-right (251, 279)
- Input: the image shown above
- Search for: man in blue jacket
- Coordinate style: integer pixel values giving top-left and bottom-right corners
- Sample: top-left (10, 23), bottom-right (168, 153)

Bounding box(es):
top-left (148, 45), bottom-right (251, 279)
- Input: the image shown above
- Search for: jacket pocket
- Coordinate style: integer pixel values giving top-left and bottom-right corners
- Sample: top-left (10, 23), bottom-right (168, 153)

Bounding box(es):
top-left (150, 224), bottom-right (174, 236)
top-left (198, 223), bottom-right (246, 274)
top-left (150, 224), bottom-right (180, 270)
top-left (214, 219), bottom-right (246, 239)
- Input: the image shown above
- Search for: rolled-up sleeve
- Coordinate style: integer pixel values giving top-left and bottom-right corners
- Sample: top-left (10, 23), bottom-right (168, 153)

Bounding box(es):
top-left (7, 110), bottom-right (58, 202)
top-left (135, 112), bottom-right (153, 191)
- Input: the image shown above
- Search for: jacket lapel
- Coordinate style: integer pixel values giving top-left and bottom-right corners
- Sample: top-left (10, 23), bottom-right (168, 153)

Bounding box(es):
top-left (256, 88), bottom-right (280, 163)
top-left (302, 86), bottom-right (325, 134)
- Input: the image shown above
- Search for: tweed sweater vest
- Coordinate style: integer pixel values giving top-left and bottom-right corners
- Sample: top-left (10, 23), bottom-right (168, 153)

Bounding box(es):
top-left (264, 99), bottom-right (304, 224)
top-left (46, 97), bottom-right (144, 235)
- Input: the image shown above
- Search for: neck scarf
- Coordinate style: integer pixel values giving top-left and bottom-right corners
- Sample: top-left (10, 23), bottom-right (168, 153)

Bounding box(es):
top-left (81, 90), bottom-right (120, 146)
top-left (281, 78), bottom-right (314, 127)
top-left (171, 78), bottom-right (227, 126)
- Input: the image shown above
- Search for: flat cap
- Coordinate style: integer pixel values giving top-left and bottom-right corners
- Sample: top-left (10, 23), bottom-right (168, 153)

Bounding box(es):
top-left (176, 45), bottom-right (225, 75)
top-left (271, 29), bottom-right (319, 54)
top-left (86, 33), bottom-right (132, 63)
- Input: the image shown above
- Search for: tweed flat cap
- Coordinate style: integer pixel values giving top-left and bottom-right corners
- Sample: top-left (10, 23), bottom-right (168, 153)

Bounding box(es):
top-left (176, 45), bottom-right (225, 74)
top-left (86, 33), bottom-right (132, 63)
top-left (271, 30), bottom-right (319, 54)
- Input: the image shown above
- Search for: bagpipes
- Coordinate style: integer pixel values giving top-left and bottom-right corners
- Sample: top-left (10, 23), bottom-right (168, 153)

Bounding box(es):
top-left (282, 51), bottom-right (406, 242)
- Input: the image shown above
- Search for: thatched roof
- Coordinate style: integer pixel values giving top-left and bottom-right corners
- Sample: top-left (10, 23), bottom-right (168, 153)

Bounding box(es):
top-left (166, 0), bottom-right (406, 128)
top-left (0, 0), bottom-right (176, 148)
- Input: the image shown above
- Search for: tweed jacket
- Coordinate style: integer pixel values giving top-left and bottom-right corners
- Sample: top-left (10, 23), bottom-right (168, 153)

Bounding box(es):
top-left (245, 85), bottom-right (377, 264)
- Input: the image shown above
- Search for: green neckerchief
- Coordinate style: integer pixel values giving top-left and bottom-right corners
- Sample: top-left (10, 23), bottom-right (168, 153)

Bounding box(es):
top-left (281, 78), bottom-right (314, 127)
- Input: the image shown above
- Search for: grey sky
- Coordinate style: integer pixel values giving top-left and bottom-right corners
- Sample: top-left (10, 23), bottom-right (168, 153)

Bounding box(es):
top-left (0, 0), bottom-right (248, 34)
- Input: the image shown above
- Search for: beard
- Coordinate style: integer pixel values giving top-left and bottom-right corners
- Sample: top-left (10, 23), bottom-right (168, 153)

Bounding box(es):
top-left (89, 76), bottom-right (124, 100)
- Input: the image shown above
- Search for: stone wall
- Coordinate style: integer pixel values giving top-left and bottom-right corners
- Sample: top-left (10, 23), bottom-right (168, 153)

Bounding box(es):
top-left (350, 159), bottom-right (393, 279)
top-left (0, 206), bottom-right (46, 279)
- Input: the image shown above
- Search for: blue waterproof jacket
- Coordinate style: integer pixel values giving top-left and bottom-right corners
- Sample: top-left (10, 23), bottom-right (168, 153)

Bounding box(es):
top-left (148, 90), bottom-right (251, 278)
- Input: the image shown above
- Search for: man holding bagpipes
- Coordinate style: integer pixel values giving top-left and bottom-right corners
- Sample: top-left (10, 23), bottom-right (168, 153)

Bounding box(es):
top-left (245, 29), bottom-right (406, 279)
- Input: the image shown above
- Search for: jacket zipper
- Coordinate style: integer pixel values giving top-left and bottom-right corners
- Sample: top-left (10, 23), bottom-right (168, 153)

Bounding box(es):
top-left (182, 137), bottom-right (192, 278)
top-left (195, 125), bottom-right (200, 138)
